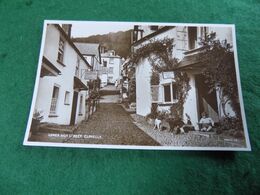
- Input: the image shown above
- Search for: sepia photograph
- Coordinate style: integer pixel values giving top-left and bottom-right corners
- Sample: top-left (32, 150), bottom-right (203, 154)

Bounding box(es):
top-left (23, 20), bottom-right (251, 150)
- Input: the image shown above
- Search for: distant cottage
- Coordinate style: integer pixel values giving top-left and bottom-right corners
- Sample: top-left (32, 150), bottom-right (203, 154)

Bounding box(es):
top-left (101, 50), bottom-right (123, 86)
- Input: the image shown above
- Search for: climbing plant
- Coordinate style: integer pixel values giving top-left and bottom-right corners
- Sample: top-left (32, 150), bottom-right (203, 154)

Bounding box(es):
top-left (128, 78), bottom-right (136, 103)
top-left (129, 38), bottom-right (191, 119)
top-left (199, 32), bottom-right (241, 118)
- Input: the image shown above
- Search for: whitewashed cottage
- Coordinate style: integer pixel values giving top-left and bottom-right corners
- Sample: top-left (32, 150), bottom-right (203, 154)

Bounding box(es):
top-left (101, 50), bottom-right (123, 85)
top-left (35, 24), bottom-right (92, 125)
top-left (132, 25), bottom-right (235, 128)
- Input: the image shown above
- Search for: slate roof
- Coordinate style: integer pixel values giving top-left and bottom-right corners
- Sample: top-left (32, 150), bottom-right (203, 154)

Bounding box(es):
top-left (74, 43), bottom-right (100, 56)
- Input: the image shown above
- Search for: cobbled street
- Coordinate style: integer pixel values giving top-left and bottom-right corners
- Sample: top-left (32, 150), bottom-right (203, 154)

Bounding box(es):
top-left (31, 85), bottom-right (160, 146)
top-left (66, 103), bottom-right (160, 145)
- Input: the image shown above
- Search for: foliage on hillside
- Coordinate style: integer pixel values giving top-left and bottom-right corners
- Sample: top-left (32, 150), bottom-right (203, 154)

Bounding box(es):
top-left (72, 30), bottom-right (132, 58)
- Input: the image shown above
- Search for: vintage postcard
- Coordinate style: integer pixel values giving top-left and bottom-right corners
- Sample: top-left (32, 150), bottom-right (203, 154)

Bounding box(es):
top-left (23, 20), bottom-right (251, 151)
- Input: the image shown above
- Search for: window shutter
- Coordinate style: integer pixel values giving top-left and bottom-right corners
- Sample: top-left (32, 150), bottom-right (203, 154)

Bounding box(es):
top-left (176, 27), bottom-right (188, 51)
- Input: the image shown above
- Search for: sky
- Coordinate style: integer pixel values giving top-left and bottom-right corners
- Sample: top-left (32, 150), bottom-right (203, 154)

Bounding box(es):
top-left (71, 22), bottom-right (133, 38)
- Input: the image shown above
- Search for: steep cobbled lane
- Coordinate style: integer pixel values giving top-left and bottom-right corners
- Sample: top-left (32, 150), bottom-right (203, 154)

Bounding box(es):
top-left (66, 103), bottom-right (160, 146)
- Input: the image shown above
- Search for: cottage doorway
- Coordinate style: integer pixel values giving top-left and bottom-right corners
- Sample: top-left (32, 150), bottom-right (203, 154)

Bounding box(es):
top-left (70, 91), bottom-right (78, 125)
top-left (195, 74), bottom-right (219, 122)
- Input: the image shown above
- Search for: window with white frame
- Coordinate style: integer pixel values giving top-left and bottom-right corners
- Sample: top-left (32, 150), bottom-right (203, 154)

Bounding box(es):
top-left (78, 95), bottom-right (83, 115)
top-left (163, 82), bottom-right (178, 103)
top-left (103, 60), bottom-right (107, 67)
top-left (64, 91), bottom-right (70, 105)
top-left (57, 37), bottom-right (65, 63)
top-left (50, 85), bottom-right (59, 115)
top-left (188, 27), bottom-right (197, 50)
top-left (75, 56), bottom-right (80, 77)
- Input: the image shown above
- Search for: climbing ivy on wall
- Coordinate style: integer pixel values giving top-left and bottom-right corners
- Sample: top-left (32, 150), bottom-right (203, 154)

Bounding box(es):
top-left (130, 38), bottom-right (191, 119)
top-left (199, 32), bottom-right (241, 118)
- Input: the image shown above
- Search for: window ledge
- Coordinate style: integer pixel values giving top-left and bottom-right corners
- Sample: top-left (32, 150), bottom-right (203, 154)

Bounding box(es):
top-left (57, 60), bottom-right (66, 67)
top-left (48, 114), bottom-right (58, 117)
top-left (158, 102), bottom-right (178, 106)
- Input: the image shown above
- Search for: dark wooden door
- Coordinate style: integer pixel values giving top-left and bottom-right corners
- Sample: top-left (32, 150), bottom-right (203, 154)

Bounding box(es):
top-left (70, 91), bottom-right (78, 125)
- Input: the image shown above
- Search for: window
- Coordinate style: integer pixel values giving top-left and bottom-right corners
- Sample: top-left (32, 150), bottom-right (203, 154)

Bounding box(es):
top-left (200, 27), bottom-right (208, 40)
top-left (103, 60), bottom-right (107, 67)
top-left (163, 83), bottom-right (178, 103)
top-left (64, 91), bottom-right (70, 105)
top-left (57, 37), bottom-right (65, 63)
top-left (109, 58), bottom-right (114, 64)
top-left (108, 67), bottom-right (113, 74)
top-left (188, 27), bottom-right (197, 50)
top-left (91, 56), bottom-right (94, 67)
top-left (50, 85), bottom-right (59, 115)
top-left (78, 95), bottom-right (83, 115)
top-left (164, 85), bottom-right (171, 102)
top-left (150, 25), bottom-right (159, 31)
top-left (75, 56), bottom-right (80, 77)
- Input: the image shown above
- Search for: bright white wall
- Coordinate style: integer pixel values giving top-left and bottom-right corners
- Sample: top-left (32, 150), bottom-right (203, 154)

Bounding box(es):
top-left (35, 24), bottom-right (88, 125)
top-left (101, 57), bottom-right (121, 83)
top-left (136, 58), bottom-right (152, 116)
top-left (182, 73), bottom-right (199, 126)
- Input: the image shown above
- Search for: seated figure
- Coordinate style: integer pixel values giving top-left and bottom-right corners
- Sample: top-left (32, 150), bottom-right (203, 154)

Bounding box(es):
top-left (198, 112), bottom-right (214, 132)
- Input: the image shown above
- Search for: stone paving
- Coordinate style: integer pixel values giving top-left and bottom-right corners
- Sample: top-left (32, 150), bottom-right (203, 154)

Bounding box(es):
top-left (65, 103), bottom-right (160, 146)
top-left (99, 95), bottom-right (120, 103)
top-left (130, 114), bottom-right (247, 148)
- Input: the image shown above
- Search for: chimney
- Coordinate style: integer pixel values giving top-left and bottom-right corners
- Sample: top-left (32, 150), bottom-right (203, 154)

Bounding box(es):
top-left (62, 24), bottom-right (72, 38)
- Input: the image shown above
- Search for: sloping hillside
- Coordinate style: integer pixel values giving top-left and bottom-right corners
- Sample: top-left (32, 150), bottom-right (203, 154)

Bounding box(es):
top-left (72, 30), bottom-right (132, 58)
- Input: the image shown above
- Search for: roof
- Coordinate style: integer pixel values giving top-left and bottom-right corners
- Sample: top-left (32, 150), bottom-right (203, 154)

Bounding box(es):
top-left (41, 56), bottom-right (61, 77)
top-left (176, 50), bottom-right (207, 72)
top-left (74, 43), bottom-right (100, 56)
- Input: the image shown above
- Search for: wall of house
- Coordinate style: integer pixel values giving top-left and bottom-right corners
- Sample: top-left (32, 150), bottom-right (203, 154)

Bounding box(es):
top-left (35, 75), bottom-right (74, 125)
top-left (85, 55), bottom-right (101, 71)
top-left (182, 73), bottom-right (199, 127)
top-left (75, 91), bottom-right (87, 124)
top-left (134, 27), bottom-right (187, 117)
top-left (136, 58), bottom-right (152, 116)
top-left (100, 74), bottom-right (108, 87)
top-left (35, 24), bottom-right (88, 125)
